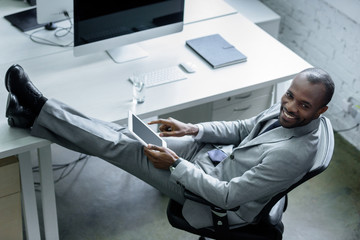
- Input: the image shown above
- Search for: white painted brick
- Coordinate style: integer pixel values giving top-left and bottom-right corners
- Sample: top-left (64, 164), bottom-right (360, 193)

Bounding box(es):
top-left (353, 80), bottom-right (360, 95)
top-left (302, 42), bottom-right (329, 64)
top-left (283, 16), bottom-right (310, 37)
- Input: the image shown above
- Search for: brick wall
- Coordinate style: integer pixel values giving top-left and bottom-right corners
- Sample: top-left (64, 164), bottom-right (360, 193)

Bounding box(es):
top-left (260, 0), bottom-right (360, 150)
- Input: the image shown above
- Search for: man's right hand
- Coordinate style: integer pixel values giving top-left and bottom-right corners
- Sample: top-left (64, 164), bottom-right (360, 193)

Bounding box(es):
top-left (148, 117), bottom-right (199, 137)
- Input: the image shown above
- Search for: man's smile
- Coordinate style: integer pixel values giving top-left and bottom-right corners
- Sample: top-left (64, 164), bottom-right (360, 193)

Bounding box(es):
top-left (280, 107), bottom-right (300, 127)
top-left (283, 109), bottom-right (295, 119)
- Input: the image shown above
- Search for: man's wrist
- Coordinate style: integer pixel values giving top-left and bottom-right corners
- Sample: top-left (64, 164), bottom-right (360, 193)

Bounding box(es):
top-left (169, 158), bottom-right (182, 172)
top-left (189, 124), bottom-right (199, 136)
top-left (193, 124), bottom-right (204, 140)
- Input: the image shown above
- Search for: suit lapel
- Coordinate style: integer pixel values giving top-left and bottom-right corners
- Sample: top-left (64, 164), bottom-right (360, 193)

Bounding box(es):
top-left (239, 110), bottom-right (280, 145)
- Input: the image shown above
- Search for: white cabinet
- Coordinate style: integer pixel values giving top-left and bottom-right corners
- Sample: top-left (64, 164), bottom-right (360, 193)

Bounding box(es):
top-left (224, 0), bottom-right (281, 38)
top-left (212, 86), bottom-right (273, 121)
top-left (161, 86), bottom-right (273, 123)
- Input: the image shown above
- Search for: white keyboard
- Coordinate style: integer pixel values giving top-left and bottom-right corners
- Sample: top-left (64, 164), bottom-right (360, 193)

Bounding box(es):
top-left (129, 66), bottom-right (187, 88)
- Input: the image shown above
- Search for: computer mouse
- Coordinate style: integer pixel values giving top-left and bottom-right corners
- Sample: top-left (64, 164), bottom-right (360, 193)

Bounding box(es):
top-left (179, 62), bottom-right (196, 73)
top-left (44, 22), bottom-right (57, 31)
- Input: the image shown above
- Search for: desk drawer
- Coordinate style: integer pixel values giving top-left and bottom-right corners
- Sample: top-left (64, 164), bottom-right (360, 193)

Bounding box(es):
top-left (213, 86), bottom-right (273, 110)
top-left (0, 156), bottom-right (20, 198)
top-left (212, 94), bottom-right (272, 121)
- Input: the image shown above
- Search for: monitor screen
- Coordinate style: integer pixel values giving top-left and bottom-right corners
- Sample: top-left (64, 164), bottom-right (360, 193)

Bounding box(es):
top-left (73, 0), bottom-right (184, 63)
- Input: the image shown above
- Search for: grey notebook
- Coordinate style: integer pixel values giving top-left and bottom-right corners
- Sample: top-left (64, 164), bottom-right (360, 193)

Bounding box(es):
top-left (186, 34), bottom-right (247, 69)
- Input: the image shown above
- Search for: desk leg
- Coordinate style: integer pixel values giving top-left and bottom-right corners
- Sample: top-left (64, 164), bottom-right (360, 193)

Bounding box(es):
top-left (18, 151), bottom-right (41, 240)
top-left (38, 146), bottom-right (59, 240)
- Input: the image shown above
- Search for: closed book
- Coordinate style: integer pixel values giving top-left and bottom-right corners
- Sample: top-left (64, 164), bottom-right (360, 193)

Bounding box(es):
top-left (186, 34), bottom-right (247, 69)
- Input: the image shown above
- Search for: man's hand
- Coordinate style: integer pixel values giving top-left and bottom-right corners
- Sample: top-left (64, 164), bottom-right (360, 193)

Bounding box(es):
top-left (144, 144), bottom-right (179, 169)
top-left (148, 117), bottom-right (199, 137)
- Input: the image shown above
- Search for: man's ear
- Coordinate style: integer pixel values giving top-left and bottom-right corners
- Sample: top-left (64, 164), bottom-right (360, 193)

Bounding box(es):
top-left (315, 106), bottom-right (328, 119)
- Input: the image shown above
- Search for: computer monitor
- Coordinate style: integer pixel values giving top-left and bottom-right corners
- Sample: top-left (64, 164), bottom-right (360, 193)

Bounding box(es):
top-left (36, 0), bottom-right (73, 24)
top-left (73, 0), bottom-right (184, 63)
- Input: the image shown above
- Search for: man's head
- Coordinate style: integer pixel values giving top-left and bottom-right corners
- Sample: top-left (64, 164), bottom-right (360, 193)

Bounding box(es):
top-left (279, 68), bottom-right (335, 128)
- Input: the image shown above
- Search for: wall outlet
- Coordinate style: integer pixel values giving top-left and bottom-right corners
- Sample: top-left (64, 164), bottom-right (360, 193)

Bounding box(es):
top-left (350, 104), bottom-right (360, 124)
top-left (348, 97), bottom-right (360, 124)
top-left (342, 98), bottom-right (352, 113)
top-left (342, 97), bottom-right (360, 125)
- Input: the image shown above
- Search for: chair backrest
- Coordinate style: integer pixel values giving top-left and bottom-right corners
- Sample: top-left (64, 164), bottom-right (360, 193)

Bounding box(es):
top-left (255, 116), bottom-right (334, 223)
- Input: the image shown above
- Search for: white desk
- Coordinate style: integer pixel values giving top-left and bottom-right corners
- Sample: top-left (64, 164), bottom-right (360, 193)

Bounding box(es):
top-left (0, 1), bottom-right (311, 239)
top-left (2, 14), bottom-right (310, 122)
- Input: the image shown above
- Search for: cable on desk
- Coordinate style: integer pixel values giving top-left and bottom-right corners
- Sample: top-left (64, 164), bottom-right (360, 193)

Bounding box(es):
top-left (25, 11), bottom-right (74, 48)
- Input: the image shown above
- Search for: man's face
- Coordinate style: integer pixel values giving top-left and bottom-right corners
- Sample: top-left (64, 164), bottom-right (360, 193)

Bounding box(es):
top-left (279, 73), bottom-right (328, 128)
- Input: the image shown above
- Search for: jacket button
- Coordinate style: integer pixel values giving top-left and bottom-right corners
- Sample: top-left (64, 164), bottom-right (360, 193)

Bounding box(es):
top-left (230, 155), bottom-right (234, 159)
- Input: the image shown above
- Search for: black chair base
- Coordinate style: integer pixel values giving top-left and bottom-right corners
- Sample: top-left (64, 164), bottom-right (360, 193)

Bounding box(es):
top-left (167, 200), bottom-right (284, 240)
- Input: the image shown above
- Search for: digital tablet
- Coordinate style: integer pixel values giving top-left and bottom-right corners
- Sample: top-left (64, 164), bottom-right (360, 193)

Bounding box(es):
top-left (128, 111), bottom-right (167, 147)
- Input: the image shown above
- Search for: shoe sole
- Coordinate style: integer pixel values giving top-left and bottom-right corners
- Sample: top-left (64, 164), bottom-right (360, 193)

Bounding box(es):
top-left (5, 94), bottom-right (17, 127)
top-left (5, 94), bottom-right (11, 117)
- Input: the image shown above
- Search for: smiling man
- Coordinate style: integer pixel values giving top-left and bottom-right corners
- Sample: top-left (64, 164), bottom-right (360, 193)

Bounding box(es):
top-left (279, 70), bottom-right (331, 128)
top-left (4, 66), bottom-right (334, 229)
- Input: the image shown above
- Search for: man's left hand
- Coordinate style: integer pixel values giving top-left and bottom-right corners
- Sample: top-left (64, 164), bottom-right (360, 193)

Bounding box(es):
top-left (144, 144), bottom-right (179, 169)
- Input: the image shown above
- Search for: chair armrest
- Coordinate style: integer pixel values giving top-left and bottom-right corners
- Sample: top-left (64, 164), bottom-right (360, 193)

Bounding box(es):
top-left (268, 196), bottom-right (286, 225)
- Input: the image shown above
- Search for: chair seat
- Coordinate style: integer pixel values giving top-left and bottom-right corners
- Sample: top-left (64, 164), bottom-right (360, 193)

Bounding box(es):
top-left (167, 199), bottom-right (284, 240)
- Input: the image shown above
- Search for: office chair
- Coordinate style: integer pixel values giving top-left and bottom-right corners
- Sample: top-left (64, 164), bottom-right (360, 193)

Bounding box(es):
top-left (167, 117), bottom-right (334, 240)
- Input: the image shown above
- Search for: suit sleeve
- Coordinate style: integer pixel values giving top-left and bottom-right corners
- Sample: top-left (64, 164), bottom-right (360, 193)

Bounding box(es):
top-left (196, 103), bottom-right (279, 145)
top-left (198, 120), bottom-right (251, 146)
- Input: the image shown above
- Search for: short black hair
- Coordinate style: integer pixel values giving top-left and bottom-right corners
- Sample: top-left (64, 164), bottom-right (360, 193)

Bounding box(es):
top-left (300, 68), bottom-right (335, 106)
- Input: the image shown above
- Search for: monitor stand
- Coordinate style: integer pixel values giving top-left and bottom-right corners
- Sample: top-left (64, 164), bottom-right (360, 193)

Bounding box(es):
top-left (106, 44), bottom-right (149, 64)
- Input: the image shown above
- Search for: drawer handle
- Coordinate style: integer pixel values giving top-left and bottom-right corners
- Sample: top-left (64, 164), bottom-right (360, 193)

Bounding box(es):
top-left (234, 92), bottom-right (252, 99)
top-left (233, 105), bottom-right (251, 112)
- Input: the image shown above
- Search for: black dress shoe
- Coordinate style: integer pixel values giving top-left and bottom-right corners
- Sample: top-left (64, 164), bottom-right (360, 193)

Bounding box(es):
top-left (6, 93), bottom-right (36, 128)
top-left (5, 64), bottom-right (47, 115)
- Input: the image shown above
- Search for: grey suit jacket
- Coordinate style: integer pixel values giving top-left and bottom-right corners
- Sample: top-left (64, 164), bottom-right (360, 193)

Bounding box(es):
top-left (170, 103), bottom-right (322, 229)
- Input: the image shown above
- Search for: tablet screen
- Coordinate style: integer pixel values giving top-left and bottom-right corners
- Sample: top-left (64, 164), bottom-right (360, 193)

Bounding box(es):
top-left (129, 112), bottom-right (165, 147)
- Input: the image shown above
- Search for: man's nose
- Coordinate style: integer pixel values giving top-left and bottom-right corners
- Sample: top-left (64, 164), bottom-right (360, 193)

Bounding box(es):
top-left (286, 100), bottom-right (298, 113)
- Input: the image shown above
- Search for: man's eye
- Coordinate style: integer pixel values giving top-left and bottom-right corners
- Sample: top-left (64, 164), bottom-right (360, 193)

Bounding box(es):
top-left (302, 104), bottom-right (310, 109)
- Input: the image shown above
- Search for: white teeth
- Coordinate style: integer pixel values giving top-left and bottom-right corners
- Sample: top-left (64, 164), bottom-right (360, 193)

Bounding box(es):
top-left (283, 110), bottom-right (294, 119)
